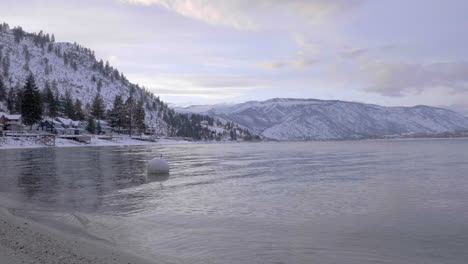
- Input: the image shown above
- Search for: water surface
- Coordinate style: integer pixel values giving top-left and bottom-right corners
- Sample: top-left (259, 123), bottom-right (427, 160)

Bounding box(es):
top-left (1, 140), bottom-right (468, 263)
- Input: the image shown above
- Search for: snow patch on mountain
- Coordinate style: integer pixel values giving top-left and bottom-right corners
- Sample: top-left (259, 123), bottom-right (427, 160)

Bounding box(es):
top-left (176, 98), bottom-right (468, 141)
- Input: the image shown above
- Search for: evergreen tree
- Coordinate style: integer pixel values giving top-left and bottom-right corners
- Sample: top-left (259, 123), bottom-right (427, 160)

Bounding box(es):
top-left (135, 100), bottom-right (146, 135)
top-left (74, 99), bottom-right (85, 121)
top-left (91, 93), bottom-right (105, 120)
top-left (124, 96), bottom-right (135, 136)
top-left (6, 88), bottom-right (16, 113)
top-left (230, 129), bottom-right (237, 141)
top-left (21, 74), bottom-right (43, 128)
top-left (97, 79), bottom-right (102, 93)
top-left (86, 117), bottom-right (96, 134)
top-left (14, 88), bottom-right (23, 114)
top-left (108, 95), bottom-right (124, 133)
top-left (43, 83), bottom-right (58, 118)
top-left (0, 76), bottom-right (6, 101)
top-left (2, 53), bottom-right (10, 77)
top-left (60, 90), bottom-right (75, 119)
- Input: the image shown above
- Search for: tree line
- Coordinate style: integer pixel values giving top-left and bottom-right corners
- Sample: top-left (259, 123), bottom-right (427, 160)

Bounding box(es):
top-left (0, 73), bottom-right (146, 135)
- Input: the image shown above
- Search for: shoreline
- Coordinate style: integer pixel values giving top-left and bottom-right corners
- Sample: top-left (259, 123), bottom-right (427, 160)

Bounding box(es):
top-left (2, 134), bottom-right (467, 151)
top-left (0, 136), bottom-right (197, 150)
top-left (0, 207), bottom-right (156, 264)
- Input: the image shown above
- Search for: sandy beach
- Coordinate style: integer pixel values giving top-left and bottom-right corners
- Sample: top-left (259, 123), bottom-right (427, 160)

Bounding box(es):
top-left (0, 208), bottom-right (154, 264)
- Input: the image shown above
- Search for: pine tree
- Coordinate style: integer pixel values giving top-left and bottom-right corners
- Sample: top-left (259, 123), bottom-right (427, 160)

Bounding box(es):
top-left (14, 88), bottom-right (23, 114)
top-left (74, 99), bottom-right (85, 121)
top-left (21, 74), bottom-right (43, 128)
top-left (97, 79), bottom-right (102, 93)
top-left (2, 53), bottom-right (10, 77)
top-left (60, 90), bottom-right (75, 119)
top-left (86, 117), bottom-right (96, 134)
top-left (108, 95), bottom-right (124, 133)
top-left (124, 96), bottom-right (135, 136)
top-left (43, 83), bottom-right (58, 118)
top-left (91, 93), bottom-right (105, 120)
top-left (6, 88), bottom-right (16, 113)
top-left (135, 100), bottom-right (146, 135)
top-left (0, 76), bottom-right (6, 101)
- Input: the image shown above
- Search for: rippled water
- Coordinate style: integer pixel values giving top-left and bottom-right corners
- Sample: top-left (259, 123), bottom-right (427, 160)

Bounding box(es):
top-left (1, 140), bottom-right (468, 263)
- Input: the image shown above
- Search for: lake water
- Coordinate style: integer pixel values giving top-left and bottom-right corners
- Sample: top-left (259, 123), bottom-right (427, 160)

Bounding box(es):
top-left (1, 140), bottom-right (468, 264)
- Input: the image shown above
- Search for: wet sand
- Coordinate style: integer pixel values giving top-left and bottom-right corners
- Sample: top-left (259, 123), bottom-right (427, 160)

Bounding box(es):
top-left (0, 208), bottom-right (154, 264)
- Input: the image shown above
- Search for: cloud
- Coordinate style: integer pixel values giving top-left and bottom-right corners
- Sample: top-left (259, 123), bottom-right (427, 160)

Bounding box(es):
top-left (130, 74), bottom-right (262, 100)
top-left (360, 60), bottom-right (468, 97)
top-left (257, 62), bottom-right (286, 70)
top-left (340, 48), bottom-right (368, 59)
top-left (108, 55), bottom-right (119, 63)
top-left (258, 57), bottom-right (319, 70)
top-left (258, 33), bottom-right (323, 70)
top-left (123, 0), bottom-right (362, 30)
top-left (292, 57), bottom-right (319, 69)
top-left (444, 103), bottom-right (468, 116)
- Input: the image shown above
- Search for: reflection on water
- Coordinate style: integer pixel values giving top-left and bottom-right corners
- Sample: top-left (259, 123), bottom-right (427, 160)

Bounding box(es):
top-left (1, 140), bottom-right (468, 264)
top-left (0, 146), bottom-right (150, 212)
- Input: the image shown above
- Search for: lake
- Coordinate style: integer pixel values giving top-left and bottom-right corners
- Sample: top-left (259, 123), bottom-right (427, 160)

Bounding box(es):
top-left (1, 139), bottom-right (468, 264)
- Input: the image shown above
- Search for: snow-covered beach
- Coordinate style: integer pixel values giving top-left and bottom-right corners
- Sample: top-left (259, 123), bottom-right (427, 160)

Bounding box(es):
top-left (0, 135), bottom-right (194, 150)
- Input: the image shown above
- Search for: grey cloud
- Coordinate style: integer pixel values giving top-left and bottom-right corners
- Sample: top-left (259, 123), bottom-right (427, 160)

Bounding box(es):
top-left (293, 57), bottom-right (319, 69)
top-left (444, 103), bottom-right (468, 116)
top-left (361, 61), bottom-right (468, 97)
top-left (124, 0), bottom-right (363, 30)
top-left (189, 75), bottom-right (261, 88)
top-left (258, 62), bottom-right (286, 70)
top-left (340, 48), bottom-right (368, 59)
top-left (153, 89), bottom-right (222, 95)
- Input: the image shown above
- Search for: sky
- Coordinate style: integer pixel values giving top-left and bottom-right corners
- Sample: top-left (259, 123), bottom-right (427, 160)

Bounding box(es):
top-left (1, 0), bottom-right (468, 114)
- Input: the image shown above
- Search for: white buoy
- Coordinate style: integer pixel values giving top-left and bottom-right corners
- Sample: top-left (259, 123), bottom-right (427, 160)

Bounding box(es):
top-left (148, 158), bottom-right (170, 174)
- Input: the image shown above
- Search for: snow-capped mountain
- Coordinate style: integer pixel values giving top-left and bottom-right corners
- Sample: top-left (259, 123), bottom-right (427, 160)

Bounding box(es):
top-left (176, 98), bottom-right (468, 140)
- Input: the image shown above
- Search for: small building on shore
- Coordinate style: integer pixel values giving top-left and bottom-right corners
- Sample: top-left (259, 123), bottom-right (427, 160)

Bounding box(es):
top-left (38, 117), bottom-right (85, 135)
top-left (55, 117), bottom-right (85, 135)
top-left (0, 112), bottom-right (24, 132)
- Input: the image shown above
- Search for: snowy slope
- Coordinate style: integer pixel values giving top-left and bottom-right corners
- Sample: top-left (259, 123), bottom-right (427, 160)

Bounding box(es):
top-left (0, 24), bottom-right (254, 139)
top-left (0, 26), bottom-right (170, 133)
top-left (176, 98), bottom-right (468, 140)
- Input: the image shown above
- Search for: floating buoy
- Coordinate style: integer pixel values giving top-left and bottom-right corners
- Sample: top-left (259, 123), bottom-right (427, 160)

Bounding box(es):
top-left (147, 157), bottom-right (170, 174)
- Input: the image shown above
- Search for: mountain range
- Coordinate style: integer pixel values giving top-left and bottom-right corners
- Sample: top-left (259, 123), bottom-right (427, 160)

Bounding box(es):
top-left (2, 23), bottom-right (467, 142)
top-left (176, 98), bottom-right (468, 141)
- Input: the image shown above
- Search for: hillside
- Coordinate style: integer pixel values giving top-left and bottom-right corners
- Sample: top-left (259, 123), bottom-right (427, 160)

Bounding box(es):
top-left (0, 22), bottom-right (249, 140)
top-left (176, 98), bottom-right (468, 140)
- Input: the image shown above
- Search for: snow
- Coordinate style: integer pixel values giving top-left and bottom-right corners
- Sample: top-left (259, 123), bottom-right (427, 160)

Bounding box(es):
top-left (178, 98), bottom-right (468, 141)
top-left (0, 135), bottom-right (192, 150)
top-left (0, 113), bottom-right (21, 120)
top-left (0, 29), bottom-right (169, 135)
top-left (0, 28), bottom-right (248, 140)
top-left (55, 117), bottom-right (81, 126)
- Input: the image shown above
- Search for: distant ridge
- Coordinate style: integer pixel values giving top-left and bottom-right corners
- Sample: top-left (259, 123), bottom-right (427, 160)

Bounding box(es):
top-left (176, 98), bottom-right (468, 141)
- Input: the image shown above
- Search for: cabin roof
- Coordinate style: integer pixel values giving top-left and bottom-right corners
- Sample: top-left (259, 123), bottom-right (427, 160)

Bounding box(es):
top-left (0, 113), bottom-right (22, 120)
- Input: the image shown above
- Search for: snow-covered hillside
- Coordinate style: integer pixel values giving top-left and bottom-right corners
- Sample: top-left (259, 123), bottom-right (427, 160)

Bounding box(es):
top-left (0, 25), bottom-right (173, 134)
top-left (0, 23), bottom-right (253, 140)
top-left (176, 98), bottom-right (468, 140)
